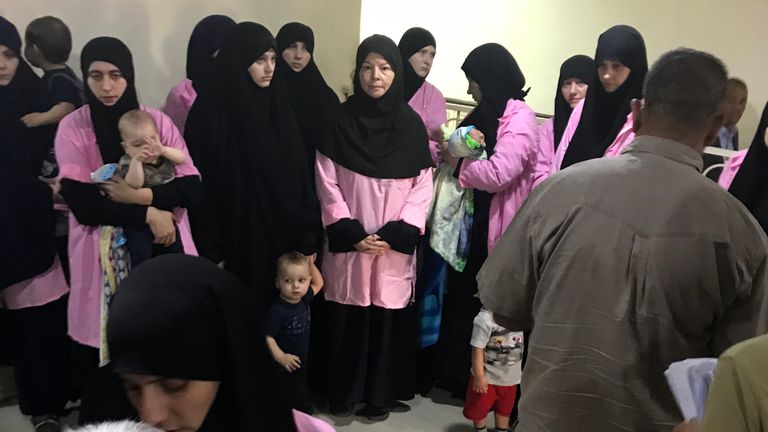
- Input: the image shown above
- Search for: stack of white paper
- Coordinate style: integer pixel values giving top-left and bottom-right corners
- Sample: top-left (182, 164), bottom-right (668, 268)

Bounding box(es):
top-left (664, 358), bottom-right (718, 421)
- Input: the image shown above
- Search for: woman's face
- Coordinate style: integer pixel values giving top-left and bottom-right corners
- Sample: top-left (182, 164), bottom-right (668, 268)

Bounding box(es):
top-left (561, 78), bottom-right (588, 108)
top-left (0, 44), bottom-right (20, 86)
top-left (87, 61), bottom-right (128, 106)
top-left (282, 41), bottom-right (311, 72)
top-left (248, 48), bottom-right (276, 88)
top-left (122, 374), bottom-right (220, 432)
top-left (358, 52), bottom-right (395, 99)
top-left (466, 76), bottom-right (482, 104)
top-left (408, 45), bottom-right (436, 78)
top-left (598, 60), bottom-right (631, 93)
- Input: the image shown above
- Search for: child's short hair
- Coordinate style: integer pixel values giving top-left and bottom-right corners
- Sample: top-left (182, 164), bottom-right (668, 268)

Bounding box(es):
top-left (727, 77), bottom-right (748, 93)
top-left (276, 251), bottom-right (310, 275)
top-left (118, 109), bottom-right (157, 138)
top-left (66, 420), bottom-right (163, 432)
top-left (25, 16), bottom-right (72, 64)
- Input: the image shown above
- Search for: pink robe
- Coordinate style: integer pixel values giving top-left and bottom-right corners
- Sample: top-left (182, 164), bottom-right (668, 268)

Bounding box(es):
top-left (56, 105), bottom-right (199, 348)
top-left (408, 81), bottom-right (447, 165)
top-left (2, 258), bottom-right (68, 310)
top-left (163, 78), bottom-right (196, 135)
top-left (533, 117), bottom-right (554, 188)
top-left (458, 99), bottom-right (538, 253)
top-left (717, 149), bottom-right (748, 190)
top-left (551, 98), bottom-right (636, 175)
top-left (315, 153), bottom-right (433, 309)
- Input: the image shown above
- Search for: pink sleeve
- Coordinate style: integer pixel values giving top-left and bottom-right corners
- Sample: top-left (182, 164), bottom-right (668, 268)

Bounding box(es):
top-left (718, 150), bottom-right (748, 190)
top-left (603, 113), bottom-right (636, 157)
top-left (162, 79), bottom-right (196, 135)
top-left (427, 86), bottom-right (448, 165)
top-left (315, 152), bottom-right (353, 226)
top-left (399, 168), bottom-right (434, 234)
top-left (55, 115), bottom-right (92, 183)
top-left (551, 99), bottom-right (584, 174)
top-left (150, 108), bottom-right (200, 178)
top-left (459, 100), bottom-right (538, 193)
top-left (532, 118), bottom-right (554, 188)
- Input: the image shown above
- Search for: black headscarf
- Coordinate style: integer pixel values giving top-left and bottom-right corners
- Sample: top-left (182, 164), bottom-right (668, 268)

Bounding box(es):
top-left (398, 27), bottom-right (436, 101)
top-left (553, 55), bottom-right (595, 149)
top-left (186, 15), bottom-right (236, 93)
top-left (185, 22), bottom-right (320, 295)
top-left (108, 255), bottom-right (290, 431)
top-left (275, 22), bottom-right (340, 175)
top-left (316, 34), bottom-right (432, 179)
top-left (560, 25), bottom-right (647, 169)
top-left (0, 17), bottom-right (56, 289)
top-left (461, 43), bottom-right (528, 155)
top-left (728, 101), bottom-right (768, 234)
top-left (80, 37), bottom-right (140, 164)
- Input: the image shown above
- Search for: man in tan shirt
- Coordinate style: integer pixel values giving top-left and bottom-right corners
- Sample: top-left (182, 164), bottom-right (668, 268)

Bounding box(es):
top-left (478, 48), bottom-right (768, 432)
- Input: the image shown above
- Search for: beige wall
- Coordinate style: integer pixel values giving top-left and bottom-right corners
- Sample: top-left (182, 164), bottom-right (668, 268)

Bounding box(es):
top-left (361, 0), bottom-right (768, 146)
top-left (1, 0), bottom-right (361, 109)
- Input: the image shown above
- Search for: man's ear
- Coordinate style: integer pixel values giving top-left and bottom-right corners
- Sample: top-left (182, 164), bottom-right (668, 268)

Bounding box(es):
top-left (631, 98), bottom-right (644, 134)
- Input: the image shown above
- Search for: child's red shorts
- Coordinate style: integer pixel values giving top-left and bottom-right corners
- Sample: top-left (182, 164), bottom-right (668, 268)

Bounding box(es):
top-left (463, 378), bottom-right (518, 421)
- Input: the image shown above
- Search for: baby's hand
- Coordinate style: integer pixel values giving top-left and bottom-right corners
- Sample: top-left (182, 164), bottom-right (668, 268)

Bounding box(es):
top-left (134, 146), bottom-right (154, 163)
top-left (144, 135), bottom-right (165, 158)
top-left (20, 112), bottom-right (46, 128)
top-left (278, 353), bottom-right (302, 373)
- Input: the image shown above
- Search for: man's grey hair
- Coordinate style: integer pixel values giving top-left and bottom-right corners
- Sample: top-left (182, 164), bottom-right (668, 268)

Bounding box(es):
top-left (65, 421), bottom-right (163, 432)
top-left (643, 48), bottom-right (728, 129)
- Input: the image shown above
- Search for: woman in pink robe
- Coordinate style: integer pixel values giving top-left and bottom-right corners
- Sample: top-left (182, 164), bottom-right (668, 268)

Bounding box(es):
top-left (56, 36), bottom-right (200, 423)
top-left (0, 17), bottom-right (71, 431)
top-left (315, 35), bottom-right (433, 419)
top-left (554, 25), bottom-right (648, 173)
top-left (533, 55), bottom-right (593, 187)
top-left (436, 43), bottom-right (538, 404)
top-left (163, 15), bottom-right (235, 135)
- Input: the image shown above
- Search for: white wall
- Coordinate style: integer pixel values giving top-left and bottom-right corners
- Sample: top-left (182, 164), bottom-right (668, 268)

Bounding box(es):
top-left (1, 0), bottom-right (361, 108)
top-left (360, 0), bottom-right (768, 146)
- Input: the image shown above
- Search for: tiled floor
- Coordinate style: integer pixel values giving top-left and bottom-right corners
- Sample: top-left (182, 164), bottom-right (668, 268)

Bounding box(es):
top-left (0, 389), bottom-right (501, 432)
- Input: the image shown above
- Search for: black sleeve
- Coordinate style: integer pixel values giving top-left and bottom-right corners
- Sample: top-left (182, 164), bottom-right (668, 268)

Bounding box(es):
top-left (150, 175), bottom-right (203, 212)
top-left (452, 158), bottom-right (465, 179)
top-left (326, 218), bottom-right (368, 253)
top-left (60, 179), bottom-right (147, 227)
top-left (376, 220), bottom-right (421, 255)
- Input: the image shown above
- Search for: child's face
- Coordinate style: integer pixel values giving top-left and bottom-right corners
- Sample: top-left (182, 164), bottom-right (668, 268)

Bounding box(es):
top-left (468, 128), bottom-right (485, 145)
top-left (276, 262), bottom-right (311, 303)
top-left (121, 122), bottom-right (159, 161)
top-left (23, 40), bottom-right (43, 68)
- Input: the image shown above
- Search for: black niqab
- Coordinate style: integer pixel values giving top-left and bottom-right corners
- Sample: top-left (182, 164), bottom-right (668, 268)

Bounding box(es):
top-left (553, 55), bottom-right (595, 149)
top-left (186, 15), bottom-right (236, 93)
top-left (728, 101), bottom-right (768, 234)
top-left (560, 25), bottom-right (647, 169)
top-left (108, 255), bottom-right (290, 431)
top-left (275, 22), bottom-right (340, 174)
top-left (316, 34), bottom-right (432, 179)
top-left (398, 27), bottom-right (436, 101)
top-left (0, 16), bottom-right (55, 289)
top-left (80, 37), bottom-right (140, 164)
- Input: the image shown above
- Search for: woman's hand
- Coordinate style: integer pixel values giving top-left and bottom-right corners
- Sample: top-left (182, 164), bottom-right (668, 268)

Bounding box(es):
top-left (354, 235), bottom-right (386, 255)
top-left (673, 420), bottom-right (699, 432)
top-left (101, 176), bottom-right (152, 205)
top-left (146, 207), bottom-right (176, 246)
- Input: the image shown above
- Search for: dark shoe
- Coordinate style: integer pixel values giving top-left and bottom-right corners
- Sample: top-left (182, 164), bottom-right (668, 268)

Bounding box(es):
top-left (356, 404), bottom-right (389, 421)
top-left (329, 402), bottom-right (353, 417)
top-left (389, 401), bottom-right (412, 413)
